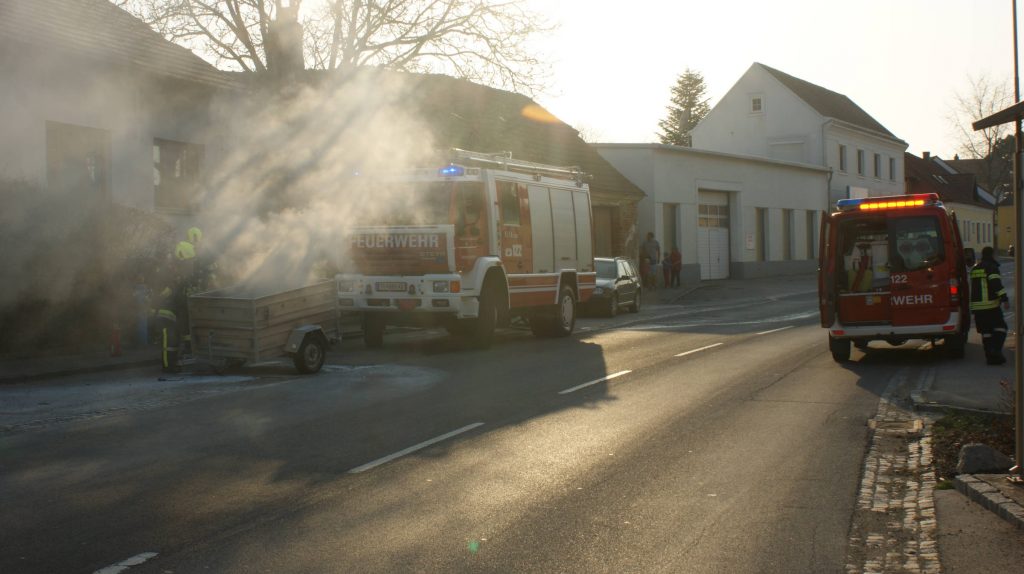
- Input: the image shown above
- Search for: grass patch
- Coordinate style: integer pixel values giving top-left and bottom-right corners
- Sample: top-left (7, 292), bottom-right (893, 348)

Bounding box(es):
top-left (931, 410), bottom-right (1015, 479)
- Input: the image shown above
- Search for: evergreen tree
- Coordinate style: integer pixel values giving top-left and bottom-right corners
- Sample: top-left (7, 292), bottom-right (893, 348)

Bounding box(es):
top-left (657, 69), bottom-right (711, 147)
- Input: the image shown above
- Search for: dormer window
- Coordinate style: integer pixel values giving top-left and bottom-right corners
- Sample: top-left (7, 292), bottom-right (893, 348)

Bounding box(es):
top-left (751, 96), bottom-right (763, 113)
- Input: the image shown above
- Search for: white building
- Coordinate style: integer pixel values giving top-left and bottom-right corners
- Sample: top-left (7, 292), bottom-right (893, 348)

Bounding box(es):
top-left (594, 144), bottom-right (830, 281)
top-left (691, 63), bottom-right (908, 205)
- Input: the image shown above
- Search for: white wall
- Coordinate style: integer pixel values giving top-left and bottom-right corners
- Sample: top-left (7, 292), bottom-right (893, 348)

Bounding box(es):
top-left (691, 65), bottom-right (824, 165)
top-left (691, 63), bottom-right (907, 206)
top-left (595, 144), bottom-right (829, 280)
top-left (824, 123), bottom-right (906, 203)
top-left (951, 202), bottom-right (997, 254)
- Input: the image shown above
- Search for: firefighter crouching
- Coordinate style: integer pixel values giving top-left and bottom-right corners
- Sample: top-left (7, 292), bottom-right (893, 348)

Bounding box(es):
top-left (969, 246), bottom-right (1010, 365)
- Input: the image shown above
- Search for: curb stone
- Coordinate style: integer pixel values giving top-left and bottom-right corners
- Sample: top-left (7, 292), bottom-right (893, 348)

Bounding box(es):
top-left (954, 475), bottom-right (1024, 530)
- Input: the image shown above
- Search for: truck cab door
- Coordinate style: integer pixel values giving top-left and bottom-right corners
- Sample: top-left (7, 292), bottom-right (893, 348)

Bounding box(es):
top-left (818, 211), bottom-right (835, 327)
top-left (454, 185), bottom-right (489, 271)
top-left (497, 181), bottom-right (532, 273)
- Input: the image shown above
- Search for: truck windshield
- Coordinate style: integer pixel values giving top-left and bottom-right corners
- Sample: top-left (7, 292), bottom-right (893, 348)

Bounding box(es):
top-left (353, 181), bottom-right (484, 227)
top-left (837, 215), bottom-right (945, 292)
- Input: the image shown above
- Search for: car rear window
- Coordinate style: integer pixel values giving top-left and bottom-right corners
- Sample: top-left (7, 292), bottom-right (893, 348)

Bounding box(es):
top-left (596, 260), bottom-right (617, 279)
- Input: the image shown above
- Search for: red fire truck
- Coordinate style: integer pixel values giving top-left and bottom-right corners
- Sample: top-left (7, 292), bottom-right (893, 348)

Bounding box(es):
top-left (337, 149), bottom-right (597, 348)
top-left (818, 193), bottom-right (970, 362)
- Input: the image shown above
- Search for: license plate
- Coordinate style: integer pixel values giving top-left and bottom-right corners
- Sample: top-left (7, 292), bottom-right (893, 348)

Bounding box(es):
top-left (376, 281), bottom-right (407, 292)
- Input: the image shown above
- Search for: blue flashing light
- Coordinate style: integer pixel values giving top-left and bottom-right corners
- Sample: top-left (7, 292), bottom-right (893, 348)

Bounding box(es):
top-left (439, 164), bottom-right (465, 177)
top-left (836, 198), bottom-right (864, 210)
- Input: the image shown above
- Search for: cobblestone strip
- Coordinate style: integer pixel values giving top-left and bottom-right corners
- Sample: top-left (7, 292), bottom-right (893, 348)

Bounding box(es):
top-left (846, 367), bottom-right (942, 574)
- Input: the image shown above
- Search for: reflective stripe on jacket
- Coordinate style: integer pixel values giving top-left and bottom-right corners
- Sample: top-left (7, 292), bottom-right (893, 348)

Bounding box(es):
top-left (969, 260), bottom-right (1007, 311)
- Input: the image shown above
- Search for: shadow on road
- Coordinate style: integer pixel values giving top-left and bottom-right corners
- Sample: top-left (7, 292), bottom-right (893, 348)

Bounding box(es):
top-left (0, 328), bottom-right (618, 573)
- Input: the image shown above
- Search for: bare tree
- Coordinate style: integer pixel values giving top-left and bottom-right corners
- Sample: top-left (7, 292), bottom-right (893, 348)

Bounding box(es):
top-left (949, 74), bottom-right (1013, 192)
top-left (114, 0), bottom-right (551, 93)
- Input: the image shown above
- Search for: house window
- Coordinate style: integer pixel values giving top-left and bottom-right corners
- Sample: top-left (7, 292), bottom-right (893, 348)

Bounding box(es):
top-left (873, 153), bottom-right (881, 178)
top-left (751, 96), bottom-right (763, 113)
top-left (154, 139), bottom-right (204, 213)
top-left (889, 157), bottom-right (896, 181)
top-left (857, 149), bottom-right (865, 175)
top-left (46, 121), bottom-right (111, 200)
top-left (838, 144), bottom-right (847, 172)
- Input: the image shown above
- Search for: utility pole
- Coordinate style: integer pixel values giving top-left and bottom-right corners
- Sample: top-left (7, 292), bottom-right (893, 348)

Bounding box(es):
top-left (1013, 0), bottom-right (1023, 483)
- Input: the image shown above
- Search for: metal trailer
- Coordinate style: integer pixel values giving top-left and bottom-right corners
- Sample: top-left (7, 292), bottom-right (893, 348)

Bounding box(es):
top-left (188, 280), bottom-right (340, 373)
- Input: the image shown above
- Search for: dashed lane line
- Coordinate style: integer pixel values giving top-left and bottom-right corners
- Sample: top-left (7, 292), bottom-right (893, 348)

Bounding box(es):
top-left (347, 422), bottom-right (485, 474)
top-left (557, 370), bottom-right (632, 395)
top-left (93, 552), bottom-right (158, 574)
top-left (674, 343), bottom-right (723, 357)
top-left (755, 325), bottom-right (794, 335)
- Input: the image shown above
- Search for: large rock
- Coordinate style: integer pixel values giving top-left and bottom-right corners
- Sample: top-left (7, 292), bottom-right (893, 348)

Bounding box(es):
top-left (957, 443), bottom-right (1014, 474)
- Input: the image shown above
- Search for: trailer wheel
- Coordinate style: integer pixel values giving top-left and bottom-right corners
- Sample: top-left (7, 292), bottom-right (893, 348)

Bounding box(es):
top-left (363, 315), bottom-right (385, 348)
top-left (829, 336), bottom-right (851, 362)
top-left (294, 335), bottom-right (326, 373)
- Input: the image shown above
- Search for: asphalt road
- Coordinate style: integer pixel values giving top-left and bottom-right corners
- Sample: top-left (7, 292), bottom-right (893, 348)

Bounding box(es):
top-left (2, 281), bottom-right (910, 573)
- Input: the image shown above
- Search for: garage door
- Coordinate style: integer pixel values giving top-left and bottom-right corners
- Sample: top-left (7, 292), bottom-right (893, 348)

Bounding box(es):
top-left (698, 191), bottom-right (730, 280)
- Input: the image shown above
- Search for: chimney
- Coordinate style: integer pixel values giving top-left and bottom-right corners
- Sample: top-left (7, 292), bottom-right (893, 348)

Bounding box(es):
top-left (266, 3), bottom-right (304, 79)
top-left (923, 151), bottom-right (930, 159)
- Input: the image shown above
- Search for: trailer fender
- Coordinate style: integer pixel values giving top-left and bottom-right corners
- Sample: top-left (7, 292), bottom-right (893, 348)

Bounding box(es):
top-left (286, 325), bottom-right (326, 355)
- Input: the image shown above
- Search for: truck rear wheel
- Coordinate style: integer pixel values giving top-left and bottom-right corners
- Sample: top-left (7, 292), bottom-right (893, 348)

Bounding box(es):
top-left (829, 336), bottom-right (851, 362)
top-left (944, 332), bottom-right (966, 359)
top-left (553, 287), bottom-right (577, 336)
top-left (363, 315), bottom-right (385, 348)
top-left (293, 335), bottom-right (326, 373)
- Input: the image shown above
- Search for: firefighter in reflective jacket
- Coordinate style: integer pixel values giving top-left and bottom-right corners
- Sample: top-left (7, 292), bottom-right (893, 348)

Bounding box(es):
top-left (155, 248), bottom-right (199, 372)
top-left (969, 246), bottom-right (1010, 365)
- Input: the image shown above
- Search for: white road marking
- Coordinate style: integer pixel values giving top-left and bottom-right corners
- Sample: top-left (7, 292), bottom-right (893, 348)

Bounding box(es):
top-left (756, 325), bottom-right (793, 335)
top-left (674, 343), bottom-right (723, 357)
top-left (558, 370), bottom-right (632, 395)
top-left (93, 552), bottom-right (158, 574)
top-left (347, 422), bottom-right (485, 473)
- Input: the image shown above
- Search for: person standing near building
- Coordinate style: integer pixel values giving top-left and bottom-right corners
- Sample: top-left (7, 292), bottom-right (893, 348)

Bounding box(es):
top-left (641, 232), bottom-right (661, 289)
top-left (669, 246), bottom-right (682, 288)
top-left (969, 246), bottom-right (1010, 365)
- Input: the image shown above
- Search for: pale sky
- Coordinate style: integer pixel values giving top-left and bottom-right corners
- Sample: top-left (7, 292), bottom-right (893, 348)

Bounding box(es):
top-left (523, 0), bottom-right (1016, 158)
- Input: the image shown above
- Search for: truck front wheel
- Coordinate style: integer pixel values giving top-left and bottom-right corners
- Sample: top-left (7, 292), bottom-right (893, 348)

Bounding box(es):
top-left (471, 289), bottom-right (499, 348)
top-left (829, 336), bottom-right (851, 362)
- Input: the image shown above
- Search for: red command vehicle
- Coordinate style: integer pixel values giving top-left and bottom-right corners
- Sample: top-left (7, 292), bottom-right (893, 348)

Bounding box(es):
top-left (337, 149), bottom-right (596, 348)
top-left (818, 193), bottom-right (969, 362)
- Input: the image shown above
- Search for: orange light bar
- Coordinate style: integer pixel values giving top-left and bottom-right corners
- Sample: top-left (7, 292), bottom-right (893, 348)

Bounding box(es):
top-left (859, 199), bottom-right (926, 210)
